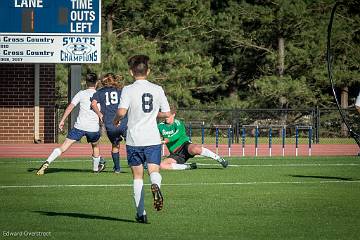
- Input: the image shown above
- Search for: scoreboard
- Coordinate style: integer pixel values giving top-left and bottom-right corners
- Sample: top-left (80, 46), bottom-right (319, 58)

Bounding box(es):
top-left (0, 0), bottom-right (101, 63)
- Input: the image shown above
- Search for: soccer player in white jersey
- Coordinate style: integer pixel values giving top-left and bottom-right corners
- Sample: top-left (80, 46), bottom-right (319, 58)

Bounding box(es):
top-left (113, 55), bottom-right (171, 224)
top-left (36, 73), bottom-right (104, 175)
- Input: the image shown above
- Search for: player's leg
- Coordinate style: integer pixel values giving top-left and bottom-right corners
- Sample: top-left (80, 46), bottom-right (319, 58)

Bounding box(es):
top-left (87, 131), bottom-right (104, 173)
top-left (106, 127), bottom-right (122, 173)
top-left (188, 143), bottom-right (228, 168)
top-left (127, 145), bottom-right (147, 223)
top-left (145, 144), bottom-right (164, 211)
top-left (36, 129), bottom-right (80, 175)
top-left (160, 156), bottom-right (195, 170)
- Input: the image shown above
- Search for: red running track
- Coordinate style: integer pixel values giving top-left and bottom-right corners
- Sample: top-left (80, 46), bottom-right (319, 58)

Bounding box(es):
top-left (0, 143), bottom-right (358, 158)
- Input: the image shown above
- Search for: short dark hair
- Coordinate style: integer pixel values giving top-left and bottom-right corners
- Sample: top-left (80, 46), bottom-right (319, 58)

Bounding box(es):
top-left (128, 55), bottom-right (149, 77)
top-left (86, 72), bottom-right (98, 83)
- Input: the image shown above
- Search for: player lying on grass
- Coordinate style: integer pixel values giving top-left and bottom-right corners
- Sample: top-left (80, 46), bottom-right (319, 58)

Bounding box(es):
top-left (91, 73), bottom-right (128, 173)
top-left (36, 73), bottom-right (105, 175)
top-left (158, 106), bottom-right (228, 170)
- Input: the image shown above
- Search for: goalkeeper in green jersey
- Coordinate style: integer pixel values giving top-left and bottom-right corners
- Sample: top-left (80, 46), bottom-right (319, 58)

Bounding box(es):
top-left (158, 107), bottom-right (228, 170)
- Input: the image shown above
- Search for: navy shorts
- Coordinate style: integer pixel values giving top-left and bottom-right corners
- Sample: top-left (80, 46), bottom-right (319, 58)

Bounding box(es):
top-left (67, 128), bottom-right (100, 143)
top-left (105, 124), bottom-right (127, 145)
top-left (126, 144), bottom-right (162, 167)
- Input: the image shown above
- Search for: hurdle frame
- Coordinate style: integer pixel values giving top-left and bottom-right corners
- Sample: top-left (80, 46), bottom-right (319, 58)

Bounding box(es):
top-left (214, 124), bottom-right (232, 156)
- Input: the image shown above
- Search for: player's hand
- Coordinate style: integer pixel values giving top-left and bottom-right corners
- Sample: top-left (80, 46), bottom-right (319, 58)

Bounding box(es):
top-left (59, 121), bottom-right (65, 131)
top-left (162, 138), bottom-right (169, 144)
top-left (99, 113), bottom-right (104, 123)
top-left (113, 119), bottom-right (120, 127)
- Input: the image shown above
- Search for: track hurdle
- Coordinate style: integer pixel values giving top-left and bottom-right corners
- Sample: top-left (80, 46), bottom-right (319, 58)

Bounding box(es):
top-left (241, 125), bottom-right (259, 157)
top-left (268, 125), bottom-right (286, 157)
top-left (295, 125), bottom-right (312, 157)
top-left (242, 125), bottom-right (286, 157)
top-left (188, 121), bottom-right (205, 146)
top-left (214, 125), bottom-right (232, 156)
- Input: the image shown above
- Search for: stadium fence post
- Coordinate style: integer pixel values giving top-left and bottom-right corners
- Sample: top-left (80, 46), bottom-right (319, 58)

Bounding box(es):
top-left (309, 126), bottom-right (312, 156)
top-left (215, 127), bottom-right (219, 155)
top-left (295, 126), bottom-right (299, 157)
top-left (255, 125), bottom-right (259, 157)
top-left (201, 122), bottom-right (205, 147)
top-left (242, 127), bottom-right (246, 157)
top-left (282, 126), bottom-right (286, 157)
top-left (269, 127), bottom-right (272, 157)
top-left (228, 127), bottom-right (231, 157)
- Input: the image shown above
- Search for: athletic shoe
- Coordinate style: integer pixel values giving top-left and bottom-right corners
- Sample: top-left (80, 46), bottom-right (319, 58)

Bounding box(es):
top-left (36, 161), bottom-right (49, 175)
top-left (114, 170), bottom-right (121, 174)
top-left (151, 184), bottom-right (163, 211)
top-left (135, 214), bottom-right (148, 224)
top-left (219, 158), bottom-right (228, 168)
top-left (189, 162), bottom-right (197, 170)
top-left (97, 162), bottom-right (106, 173)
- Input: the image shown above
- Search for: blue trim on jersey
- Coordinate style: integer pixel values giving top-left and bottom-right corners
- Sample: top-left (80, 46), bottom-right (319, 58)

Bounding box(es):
top-left (67, 128), bottom-right (100, 143)
top-left (126, 144), bottom-right (162, 166)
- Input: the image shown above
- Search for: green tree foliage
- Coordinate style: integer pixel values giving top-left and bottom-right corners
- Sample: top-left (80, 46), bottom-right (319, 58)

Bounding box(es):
top-left (57, 0), bottom-right (360, 109)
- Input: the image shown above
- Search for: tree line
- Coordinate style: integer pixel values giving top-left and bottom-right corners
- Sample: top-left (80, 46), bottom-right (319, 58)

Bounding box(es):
top-left (56, 0), bottom-right (360, 111)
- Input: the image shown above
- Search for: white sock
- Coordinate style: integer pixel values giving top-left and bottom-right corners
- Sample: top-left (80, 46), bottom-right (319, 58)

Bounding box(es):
top-left (170, 163), bottom-right (188, 170)
top-left (201, 147), bottom-right (221, 161)
top-left (150, 172), bottom-right (162, 188)
top-left (46, 148), bottom-right (62, 164)
top-left (133, 179), bottom-right (146, 216)
top-left (92, 156), bottom-right (100, 172)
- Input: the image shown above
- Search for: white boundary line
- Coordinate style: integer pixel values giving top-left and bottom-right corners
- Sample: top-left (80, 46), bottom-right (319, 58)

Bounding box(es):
top-left (0, 160), bottom-right (359, 167)
top-left (0, 180), bottom-right (359, 189)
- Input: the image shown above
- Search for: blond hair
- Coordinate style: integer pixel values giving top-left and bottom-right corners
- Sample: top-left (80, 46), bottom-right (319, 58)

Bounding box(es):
top-left (100, 73), bottom-right (123, 89)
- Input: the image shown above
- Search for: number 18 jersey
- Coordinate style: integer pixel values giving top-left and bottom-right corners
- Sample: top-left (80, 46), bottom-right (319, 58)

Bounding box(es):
top-left (119, 80), bottom-right (170, 146)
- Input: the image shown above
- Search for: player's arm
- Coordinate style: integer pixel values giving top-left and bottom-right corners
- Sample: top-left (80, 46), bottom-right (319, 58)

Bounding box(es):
top-left (59, 103), bottom-right (75, 131)
top-left (158, 87), bottom-right (171, 118)
top-left (90, 99), bottom-right (103, 123)
top-left (166, 121), bottom-right (186, 143)
top-left (113, 108), bottom-right (127, 127)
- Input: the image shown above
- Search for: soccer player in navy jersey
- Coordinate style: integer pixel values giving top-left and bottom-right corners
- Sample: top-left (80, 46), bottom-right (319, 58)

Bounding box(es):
top-left (91, 73), bottom-right (128, 173)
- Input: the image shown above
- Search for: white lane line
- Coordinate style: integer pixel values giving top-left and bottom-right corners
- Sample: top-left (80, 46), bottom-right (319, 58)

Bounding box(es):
top-left (0, 180), bottom-right (359, 189)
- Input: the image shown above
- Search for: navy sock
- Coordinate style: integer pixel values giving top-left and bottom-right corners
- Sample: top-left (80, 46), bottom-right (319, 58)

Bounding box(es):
top-left (111, 152), bottom-right (120, 171)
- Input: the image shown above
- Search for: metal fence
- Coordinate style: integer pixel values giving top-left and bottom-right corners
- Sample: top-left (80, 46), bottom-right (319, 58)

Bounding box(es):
top-left (55, 106), bottom-right (360, 145)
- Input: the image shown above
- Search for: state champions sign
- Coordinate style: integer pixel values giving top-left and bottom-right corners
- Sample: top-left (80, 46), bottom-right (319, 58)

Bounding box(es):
top-left (0, 0), bottom-right (101, 63)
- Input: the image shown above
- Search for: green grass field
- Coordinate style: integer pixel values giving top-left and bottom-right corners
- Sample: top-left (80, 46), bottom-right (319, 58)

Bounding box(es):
top-left (0, 156), bottom-right (359, 240)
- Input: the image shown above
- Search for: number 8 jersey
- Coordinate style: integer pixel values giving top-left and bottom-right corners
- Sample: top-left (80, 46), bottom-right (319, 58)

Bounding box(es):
top-left (119, 80), bottom-right (170, 146)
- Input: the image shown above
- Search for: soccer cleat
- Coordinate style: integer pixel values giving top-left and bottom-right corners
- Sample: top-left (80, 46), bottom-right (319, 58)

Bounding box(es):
top-left (36, 161), bottom-right (49, 175)
top-left (189, 162), bottom-right (197, 170)
top-left (97, 162), bottom-right (106, 173)
top-left (135, 214), bottom-right (148, 224)
top-left (219, 158), bottom-right (228, 168)
top-left (151, 184), bottom-right (163, 211)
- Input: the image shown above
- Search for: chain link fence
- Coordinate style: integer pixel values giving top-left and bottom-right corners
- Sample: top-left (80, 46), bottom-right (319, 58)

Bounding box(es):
top-left (55, 106), bottom-right (360, 145)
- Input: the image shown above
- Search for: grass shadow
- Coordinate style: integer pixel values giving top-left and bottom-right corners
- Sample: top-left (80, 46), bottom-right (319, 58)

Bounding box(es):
top-left (27, 168), bottom-right (93, 173)
top-left (33, 211), bottom-right (136, 223)
top-left (27, 168), bottom-right (129, 174)
top-left (289, 174), bottom-right (355, 181)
